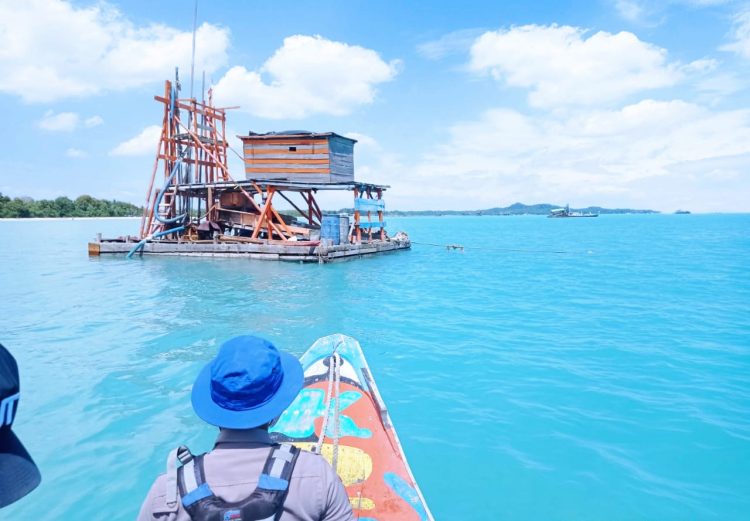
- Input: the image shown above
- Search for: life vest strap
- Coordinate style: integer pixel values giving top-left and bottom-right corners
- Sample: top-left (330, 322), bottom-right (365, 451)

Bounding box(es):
top-left (177, 443), bottom-right (300, 521)
top-left (166, 445), bottom-right (195, 507)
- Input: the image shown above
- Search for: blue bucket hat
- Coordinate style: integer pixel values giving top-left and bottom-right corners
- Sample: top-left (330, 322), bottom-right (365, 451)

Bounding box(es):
top-left (0, 344), bottom-right (41, 508)
top-left (192, 336), bottom-right (303, 429)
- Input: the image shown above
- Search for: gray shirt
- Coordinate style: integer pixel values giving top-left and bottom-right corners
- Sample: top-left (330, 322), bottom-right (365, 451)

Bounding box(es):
top-left (137, 429), bottom-right (354, 521)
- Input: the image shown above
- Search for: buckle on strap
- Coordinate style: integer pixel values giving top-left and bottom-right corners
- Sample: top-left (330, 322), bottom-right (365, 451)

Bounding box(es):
top-left (258, 443), bottom-right (299, 493)
top-left (166, 445), bottom-right (194, 507)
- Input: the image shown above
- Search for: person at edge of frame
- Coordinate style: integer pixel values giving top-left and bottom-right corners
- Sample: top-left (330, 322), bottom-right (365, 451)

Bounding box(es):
top-left (0, 343), bottom-right (42, 509)
top-left (137, 335), bottom-right (354, 521)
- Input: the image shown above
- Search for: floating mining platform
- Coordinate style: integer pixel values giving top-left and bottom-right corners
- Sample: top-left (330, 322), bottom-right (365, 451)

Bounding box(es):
top-left (89, 73), bottom-right (410, 264)
top-left (88, 234), bottom-right (410, 263)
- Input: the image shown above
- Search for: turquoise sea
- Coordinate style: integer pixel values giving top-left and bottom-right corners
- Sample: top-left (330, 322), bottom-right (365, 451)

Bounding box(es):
top-left (1, 214), bottom-right (748, 520)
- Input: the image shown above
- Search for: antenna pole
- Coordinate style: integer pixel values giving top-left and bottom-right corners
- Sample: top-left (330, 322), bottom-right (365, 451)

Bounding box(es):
top-left (189, 0), bottom-right (198, 100)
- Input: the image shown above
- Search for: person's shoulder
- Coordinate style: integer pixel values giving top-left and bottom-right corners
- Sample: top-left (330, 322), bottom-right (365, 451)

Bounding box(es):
top-left (293, 448), bottom-right (336, 478)
top-left (140, 473), bottom-right (179, 516)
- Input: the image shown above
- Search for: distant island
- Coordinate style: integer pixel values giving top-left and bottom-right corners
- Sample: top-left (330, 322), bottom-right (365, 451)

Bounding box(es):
top-left (362, 202), bottom-right (659, 216)
top-left (0, 193), bottom-right (141, 218)
top-left (1, 194), bottom-right (657, 219)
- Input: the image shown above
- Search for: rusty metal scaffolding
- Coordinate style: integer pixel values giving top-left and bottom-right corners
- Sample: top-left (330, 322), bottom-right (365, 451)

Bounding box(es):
top-left (138, 73), bottom-right (388, 245)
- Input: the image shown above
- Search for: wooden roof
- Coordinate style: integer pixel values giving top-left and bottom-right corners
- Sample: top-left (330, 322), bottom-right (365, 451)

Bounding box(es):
top-left (239, 131), bottom-right (357, 143)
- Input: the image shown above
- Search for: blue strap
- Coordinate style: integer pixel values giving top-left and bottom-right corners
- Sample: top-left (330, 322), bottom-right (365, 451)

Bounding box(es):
top-left (181, 483), bottom-right (213, 507)
top-left (258, 474), bottom-right (289, 491)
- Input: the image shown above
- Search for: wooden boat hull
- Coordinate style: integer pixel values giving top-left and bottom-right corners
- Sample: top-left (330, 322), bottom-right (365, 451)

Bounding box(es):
top-left (270, 334), bottom-right (434, 520)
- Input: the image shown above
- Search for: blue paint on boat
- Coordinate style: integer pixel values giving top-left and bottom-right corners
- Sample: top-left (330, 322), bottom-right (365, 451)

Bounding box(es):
top-left (301, 334), bottom-right (370, 391)
top-left (271, 388), bottom-right (372, 439)
top-left (384, 472), bottom-right (428, 521)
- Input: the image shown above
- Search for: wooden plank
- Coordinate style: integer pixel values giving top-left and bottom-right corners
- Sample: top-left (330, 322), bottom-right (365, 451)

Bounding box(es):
top-left (245, 163), bottom-right (330, 169)
top-left (245, 167), bottom-right (331, 174)
top-left (357, 221), bottom-right (386, 228)
top-left (241, 139), bottom-right (329, 146)
top-left (246, 158), bottom-right (330, 164)
top-left (246, 149), bottom-right (329, 156)
top-left (252, 189), bottom-right (275, 239)
top-left (244, 143), bottom-right (329, 150)
top-left (355, 198), bottom-right (385, 211)
top-left (245, 154), bottom-right (329, 160)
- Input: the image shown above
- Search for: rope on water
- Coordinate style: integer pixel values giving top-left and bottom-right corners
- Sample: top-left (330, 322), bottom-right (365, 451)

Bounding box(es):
top-left (411, 241), bottom-right (589, 255)
top-left (411, 241), bottom-right (464, 250)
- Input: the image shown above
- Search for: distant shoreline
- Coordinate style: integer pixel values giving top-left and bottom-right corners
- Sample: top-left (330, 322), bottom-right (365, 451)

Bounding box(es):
top-left (0, 216), bottom-right (140, 221)
top-left (380, 203), bottom-right (660, 216)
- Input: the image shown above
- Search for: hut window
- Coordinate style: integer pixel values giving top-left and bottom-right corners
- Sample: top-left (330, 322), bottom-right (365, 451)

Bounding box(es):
top-left (288, 146), bottom-right (297, 151)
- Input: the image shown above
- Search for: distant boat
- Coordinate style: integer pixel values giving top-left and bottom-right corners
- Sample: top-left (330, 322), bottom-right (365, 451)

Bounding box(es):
top-left (675, 210), bottom-right (691, 214)
top-left (548, 204), bottom-right (599, 218)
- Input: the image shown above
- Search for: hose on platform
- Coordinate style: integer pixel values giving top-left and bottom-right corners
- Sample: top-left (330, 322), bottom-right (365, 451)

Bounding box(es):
top-left (126, 226), bottom-right (185, 259)
top-left (154, 161), bottom-right (187, 225)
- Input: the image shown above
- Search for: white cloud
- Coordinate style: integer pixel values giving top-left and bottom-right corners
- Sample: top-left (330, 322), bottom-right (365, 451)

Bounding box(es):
top-left (39, 111), bottom-right (79, 132)
top-left (615, 0), bottom-right (645, 22)
top-left (344, 132), bottom-right (380, 150)
top-left (111, 125), bottom-right (162, 156)
top-left (682, 58), bottom-right (718, 74)
top-left (469, 25), bottom-right (681, 108)
top-left (390, 100), bottom-right (750, 212)
top-left (84, 116), bottom-right (104, 128)
top-left (66, 148), bottom-right (87, 158)
top-left (417, 29), bottom-right (485, 60)
top-left (213, 35), bottom-right (399, 119)
top-left (721, 8), bottom-right (750, 59)
top-left (38, 111), bottom-right (106, 131)
top-left (0, 0), bottom-right (229, 102)
top-left (695, 72), bottom-right (743, 97)
top-left (680, 0), bottom-right (731, 5)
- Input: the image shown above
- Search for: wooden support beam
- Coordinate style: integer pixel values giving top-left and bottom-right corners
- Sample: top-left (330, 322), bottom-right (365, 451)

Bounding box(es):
top-left (309, 191), bottom-right (323, 222)
top-left (267, 188), bottom-right (294, 240)
top-left (377, 188), bottom-right (385, 240)
top-left (141, 80), bottom-right (171, 238)
top-left (247, 187), bottom-right (289, 240)
top-left (277, 190), bottom-right (309, 224)
top-left (207, 186), bottom-right (213, 222)
top-left (353, 186), bottom-right (361, 244)
top-left (306, 191), bottom-right (313, 226)
top-left (251, 188), bottom-right (275, 239)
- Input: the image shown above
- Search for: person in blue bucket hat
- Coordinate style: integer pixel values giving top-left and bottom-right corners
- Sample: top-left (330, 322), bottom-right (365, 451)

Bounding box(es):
top-left (137, 335), bottom-right (354, 521)
top-left (0, 343), bottom-right (41, 509)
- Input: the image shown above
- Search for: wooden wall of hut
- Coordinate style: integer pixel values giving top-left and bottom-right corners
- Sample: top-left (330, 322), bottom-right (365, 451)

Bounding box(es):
top-left (241, 132), bottom-right (356, 183)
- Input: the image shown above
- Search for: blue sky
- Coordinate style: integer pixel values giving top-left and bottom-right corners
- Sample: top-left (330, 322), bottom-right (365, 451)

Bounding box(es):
top-left (1, 0), bottom-right (749, 212)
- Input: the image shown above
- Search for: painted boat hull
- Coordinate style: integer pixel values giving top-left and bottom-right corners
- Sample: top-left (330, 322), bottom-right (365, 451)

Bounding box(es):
top-left (270, 334), bottom-right (434, 520)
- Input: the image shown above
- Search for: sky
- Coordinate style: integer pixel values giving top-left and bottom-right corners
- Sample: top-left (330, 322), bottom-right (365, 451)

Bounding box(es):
top-left (1, 0), bottom-right (749, 212)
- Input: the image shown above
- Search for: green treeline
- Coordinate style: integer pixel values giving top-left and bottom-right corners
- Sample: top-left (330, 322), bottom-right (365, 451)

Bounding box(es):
top-left (0, 193), bottom-right (142, 218)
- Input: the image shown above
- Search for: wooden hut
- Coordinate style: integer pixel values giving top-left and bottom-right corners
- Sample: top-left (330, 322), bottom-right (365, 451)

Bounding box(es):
top-left (240, 131), bottom-right (355, 183)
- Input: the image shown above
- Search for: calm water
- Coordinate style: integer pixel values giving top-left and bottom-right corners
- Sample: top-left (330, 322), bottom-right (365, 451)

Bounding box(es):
top-left (0, 214), bottom-right (748, 520)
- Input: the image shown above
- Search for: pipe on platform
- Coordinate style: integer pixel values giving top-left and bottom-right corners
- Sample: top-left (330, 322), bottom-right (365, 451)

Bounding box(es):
top-left (154, 160), bottom-right (187, 225)
top-left (126, 226), bottom-right (185, 259)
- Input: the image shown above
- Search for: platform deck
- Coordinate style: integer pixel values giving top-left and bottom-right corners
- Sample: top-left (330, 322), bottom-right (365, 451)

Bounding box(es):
top-left (88, 238), bottom-right (410, 263)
